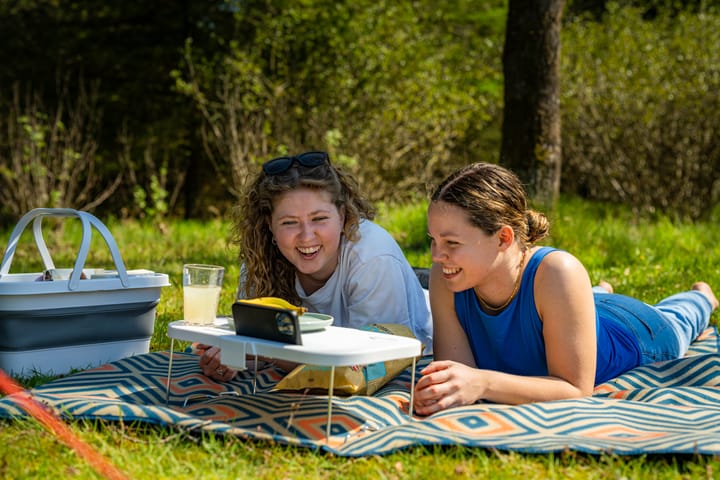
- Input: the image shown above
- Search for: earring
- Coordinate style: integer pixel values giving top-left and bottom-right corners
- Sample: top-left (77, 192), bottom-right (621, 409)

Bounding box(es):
top-left (271, 237), bottom-right (277, 245)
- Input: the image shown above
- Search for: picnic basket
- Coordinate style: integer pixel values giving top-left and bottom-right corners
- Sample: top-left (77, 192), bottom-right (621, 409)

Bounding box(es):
top-left (0, 208), bottom-right (169, 376)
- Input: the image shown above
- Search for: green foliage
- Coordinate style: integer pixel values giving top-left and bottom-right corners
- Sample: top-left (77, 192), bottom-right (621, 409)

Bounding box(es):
top-left (173, 37), bottom-right (286, 200)
top-left (117, 128), bottom-right (184, 222)
top-left (2, 1), bottom-right (720, 222)
top-left (176, 0), bottom-right (506, 204)
top-left (132, 169), bottom-right (170, 221)
top-left (561, 2), bottom-right (720, 220)
top-left (0, 0), bottom-right (232, 221)
top-left (0, 81), bottom-right (121, 220)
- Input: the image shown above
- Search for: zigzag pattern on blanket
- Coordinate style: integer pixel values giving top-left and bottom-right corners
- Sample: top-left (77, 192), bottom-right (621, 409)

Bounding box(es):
top-left (0, 351), bottom-right (419, 448)
top-left (0, 326), bottom-right (718, 456)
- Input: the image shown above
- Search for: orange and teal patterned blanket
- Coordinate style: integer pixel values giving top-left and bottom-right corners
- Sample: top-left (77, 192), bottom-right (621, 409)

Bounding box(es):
top-left (1, 327), bottom-right (719, 456)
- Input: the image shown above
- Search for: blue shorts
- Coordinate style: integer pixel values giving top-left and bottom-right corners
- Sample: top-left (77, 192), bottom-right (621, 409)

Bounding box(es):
top-left (593, 289), bottom-right (712, 364)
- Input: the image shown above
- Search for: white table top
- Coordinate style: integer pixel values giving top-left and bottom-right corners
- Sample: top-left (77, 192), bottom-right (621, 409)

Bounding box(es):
top-left (167, 318), bottom-right (422, 370)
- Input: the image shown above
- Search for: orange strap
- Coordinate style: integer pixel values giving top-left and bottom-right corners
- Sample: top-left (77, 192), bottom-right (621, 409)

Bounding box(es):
top-left (0, 369), bottom-right (130, 480)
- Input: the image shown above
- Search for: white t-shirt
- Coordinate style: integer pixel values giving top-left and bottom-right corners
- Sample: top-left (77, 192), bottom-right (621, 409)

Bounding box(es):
top-left (295, 220), bottom-right (432, 351)
top-left (238, 220), bottom-right (432, 352)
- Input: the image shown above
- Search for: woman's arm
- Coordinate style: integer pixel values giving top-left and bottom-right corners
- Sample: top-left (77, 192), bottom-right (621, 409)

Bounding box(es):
top-left (534, 250), bottom-right (597, 397)
top-left (414, 252), bottom-right (597, 413)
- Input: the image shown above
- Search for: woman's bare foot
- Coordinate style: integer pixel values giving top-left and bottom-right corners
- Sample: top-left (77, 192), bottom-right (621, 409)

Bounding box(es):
top-left (597, 280), bottom-right (614, 294)
top-left (692, 282), bottom-right (719, 310)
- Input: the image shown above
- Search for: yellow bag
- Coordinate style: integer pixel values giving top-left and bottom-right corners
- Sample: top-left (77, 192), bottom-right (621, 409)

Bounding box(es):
top-left (274, 323), bottom-right (420, 396)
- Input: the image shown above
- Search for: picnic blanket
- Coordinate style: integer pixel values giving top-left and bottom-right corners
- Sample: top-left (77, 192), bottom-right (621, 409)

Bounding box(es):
top-left (1, 327), bottom-right (719, 456)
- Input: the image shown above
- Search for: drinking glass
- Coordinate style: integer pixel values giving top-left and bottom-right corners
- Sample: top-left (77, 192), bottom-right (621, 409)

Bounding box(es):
top-left (183, 264), bottom-right (224, 325)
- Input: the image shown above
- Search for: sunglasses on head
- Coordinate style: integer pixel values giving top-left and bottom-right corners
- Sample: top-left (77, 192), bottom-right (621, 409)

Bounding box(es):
top-left (262, 151), bottom-right (330, 175)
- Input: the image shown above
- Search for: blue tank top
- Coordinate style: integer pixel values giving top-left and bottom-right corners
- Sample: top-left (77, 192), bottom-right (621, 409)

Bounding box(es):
top-left (454, 247), bottom-right (642, 385)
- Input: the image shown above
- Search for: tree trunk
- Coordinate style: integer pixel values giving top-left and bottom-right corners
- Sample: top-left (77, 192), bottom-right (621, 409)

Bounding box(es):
top-left (501, 0), bottom-right (565, 209)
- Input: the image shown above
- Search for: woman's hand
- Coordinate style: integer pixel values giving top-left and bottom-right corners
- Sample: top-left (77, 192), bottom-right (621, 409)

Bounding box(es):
top-left (196, 344), bottom-right (293, 380)
top-left (197, 344), bottom-right (237, 382)
top-left (413, 360), bottom-right (483, 415)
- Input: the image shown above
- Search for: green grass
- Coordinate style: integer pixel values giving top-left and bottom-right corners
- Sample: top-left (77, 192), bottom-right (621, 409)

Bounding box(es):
top-left (1, 198), bottom-right (720, 479)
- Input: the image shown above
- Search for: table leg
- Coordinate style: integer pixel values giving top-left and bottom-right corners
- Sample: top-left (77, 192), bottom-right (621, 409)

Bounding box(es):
top-left (325, 365), bottom-right (335, 442)
top-left (252, 353), bottom-right (259, 395)
top-left (408, 356), bottom-right (416, 419)
top-left (165, 338), bottom-right (175, 406)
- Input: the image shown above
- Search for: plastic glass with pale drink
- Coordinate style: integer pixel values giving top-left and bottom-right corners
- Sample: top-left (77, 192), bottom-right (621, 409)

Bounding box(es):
top-left (183, 264), bottom-right (224, 325)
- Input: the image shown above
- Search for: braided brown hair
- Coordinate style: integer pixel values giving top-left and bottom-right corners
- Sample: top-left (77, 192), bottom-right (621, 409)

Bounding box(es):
top-left (430, 162), bottom-right (549, 247)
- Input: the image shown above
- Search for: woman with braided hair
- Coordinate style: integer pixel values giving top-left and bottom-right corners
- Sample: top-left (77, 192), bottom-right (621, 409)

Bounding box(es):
top-left (414, 162), bottom-right (717, 414)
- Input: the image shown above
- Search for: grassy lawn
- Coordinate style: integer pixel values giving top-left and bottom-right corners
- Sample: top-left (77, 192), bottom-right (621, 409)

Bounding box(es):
top-left (1, 197), bottom-right (719, 479)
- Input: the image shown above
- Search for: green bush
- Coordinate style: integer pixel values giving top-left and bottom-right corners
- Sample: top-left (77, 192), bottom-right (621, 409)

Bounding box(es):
top-left (4, 2), bottom-right (720, 222)
top-left (175, 0), bottom-right (506, 205)
top-left (561, 3), bottom-right (720, 220)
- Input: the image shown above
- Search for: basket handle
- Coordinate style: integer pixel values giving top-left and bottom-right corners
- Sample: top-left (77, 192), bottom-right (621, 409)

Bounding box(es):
top-left (0, 208), bottom-right (130, 290)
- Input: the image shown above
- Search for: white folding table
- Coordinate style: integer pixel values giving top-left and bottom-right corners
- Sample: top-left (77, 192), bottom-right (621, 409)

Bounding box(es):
top-left (166, 318), bottom-right (422, 441)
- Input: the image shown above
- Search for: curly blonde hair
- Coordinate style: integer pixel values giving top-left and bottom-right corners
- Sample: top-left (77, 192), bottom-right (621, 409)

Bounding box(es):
top-left (430, 162), bottom-right (550, 248)
top-left (232, 157), bottom-right (375, 305)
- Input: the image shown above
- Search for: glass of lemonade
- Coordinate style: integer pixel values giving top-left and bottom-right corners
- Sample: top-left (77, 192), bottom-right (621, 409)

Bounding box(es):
top-left (183, 264), bottom-right (225, 325)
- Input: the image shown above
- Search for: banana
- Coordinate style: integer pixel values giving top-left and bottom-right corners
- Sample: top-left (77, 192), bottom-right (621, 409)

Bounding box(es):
top-left (237, 297), bottom-right (308, 315)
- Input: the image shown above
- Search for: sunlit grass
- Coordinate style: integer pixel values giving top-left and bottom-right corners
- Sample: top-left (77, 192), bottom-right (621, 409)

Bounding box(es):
top-left (1, 418), bottom-right (717, 479)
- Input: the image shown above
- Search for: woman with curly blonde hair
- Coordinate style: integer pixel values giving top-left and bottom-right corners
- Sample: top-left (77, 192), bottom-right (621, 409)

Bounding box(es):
top-left (234, 151), bottom-right (375, 305)
top-left (200, 151), bottom-right (432, 381)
